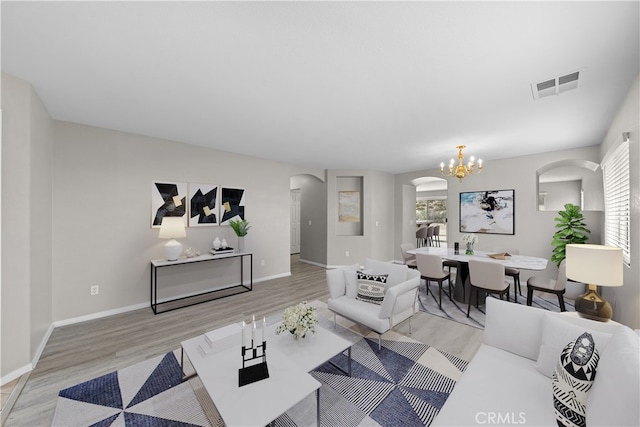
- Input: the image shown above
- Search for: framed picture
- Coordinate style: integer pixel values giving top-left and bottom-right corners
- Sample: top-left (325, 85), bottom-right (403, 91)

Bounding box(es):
top-left (338, 191), bottom-right (361, 223)
top-left (220, 186), bottom-right (246, 225)
top-left (151, 181), bottom-right (187, 228)
top-left (459, 189), bottom-right (515, 235)
top-left (188, 183), bottom-right (219, 227)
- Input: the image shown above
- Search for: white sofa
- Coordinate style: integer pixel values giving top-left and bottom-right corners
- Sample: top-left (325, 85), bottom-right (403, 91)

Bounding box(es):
top-left (326, 259), bottom-right (420, 348)
top-left (433, 297), bottom-right (640, 426)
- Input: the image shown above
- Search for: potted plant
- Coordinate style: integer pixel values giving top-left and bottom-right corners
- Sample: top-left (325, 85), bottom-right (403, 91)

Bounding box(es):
top-left (229, 218), bottom-right (250, 252)
top-left (551, 203), bottom-right (590, 267)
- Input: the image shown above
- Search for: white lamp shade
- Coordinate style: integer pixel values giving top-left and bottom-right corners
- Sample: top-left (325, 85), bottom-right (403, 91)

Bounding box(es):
top-left (158, 216), bottom-right (186, 239)
top-left (566, 244), bottom-right (623, 287)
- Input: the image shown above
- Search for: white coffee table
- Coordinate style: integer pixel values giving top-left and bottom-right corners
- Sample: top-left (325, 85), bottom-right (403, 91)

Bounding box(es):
top-left (181, 322), bottom-right (352, 426)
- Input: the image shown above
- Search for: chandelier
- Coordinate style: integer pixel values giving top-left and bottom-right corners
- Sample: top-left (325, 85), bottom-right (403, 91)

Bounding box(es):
top-left (440, 145), bottom-right (483, 182)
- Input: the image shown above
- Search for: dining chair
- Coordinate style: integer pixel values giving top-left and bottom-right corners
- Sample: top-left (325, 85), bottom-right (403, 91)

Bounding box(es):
top-left (416, 227), bottom-right (428, 248)
top-left (433, 225), bottom-right (442, 247)
top-left (467, 260), bottom-right (509, 317)
top-left (493, 247), bottom-right (522, 300)
top-left (426, 225), bottom-right (435, 247)
top-left (400, 243), bottom-right (418, 269)
top-left (526, 260), bottom-right (568, 312)
top-left (416, 253), bottom-right (451, 309)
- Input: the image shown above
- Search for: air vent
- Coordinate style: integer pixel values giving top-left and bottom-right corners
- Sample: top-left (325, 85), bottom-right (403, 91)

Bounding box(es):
top-left (531, 70), bottom-right (583, 100)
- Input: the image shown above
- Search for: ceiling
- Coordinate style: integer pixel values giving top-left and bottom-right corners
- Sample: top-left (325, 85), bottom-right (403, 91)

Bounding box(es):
top-left (2, 1), bottom-right (639, 174)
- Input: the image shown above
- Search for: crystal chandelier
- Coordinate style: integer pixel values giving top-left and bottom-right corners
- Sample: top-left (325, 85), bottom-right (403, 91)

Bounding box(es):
top-left (440, 145), bottom-right (483, 182)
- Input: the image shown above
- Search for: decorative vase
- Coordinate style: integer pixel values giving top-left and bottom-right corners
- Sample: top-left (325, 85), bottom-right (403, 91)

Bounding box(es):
top-left (238, 236), bottom-right (245, 253)
top-left (221, 238), bottom-right (228, 248)
top-left (466, 243), bottom-right (474, 255)
top-left (213, 237), bottom-right (221, 249)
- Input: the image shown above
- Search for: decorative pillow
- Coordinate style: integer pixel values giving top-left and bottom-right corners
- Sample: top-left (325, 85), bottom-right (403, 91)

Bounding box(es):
top-left (355, 272), bottom-right (388, 305)
top-left (536, 314), bottom-right (611, 378)
top-left (552, 332), bottom-right (599, 427)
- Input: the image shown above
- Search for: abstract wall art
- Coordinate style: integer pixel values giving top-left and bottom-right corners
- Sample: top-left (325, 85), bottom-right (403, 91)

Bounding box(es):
top-left (459, 189), bottom-right (515, 235)
top-left (338, 191), bottom-right (361, 223)
top-left (220, 186), bottom-right (246, 225)
top-left (151, 181), bottom-right (187, 228)
top-left (188, 183), bottom-right (219, 227)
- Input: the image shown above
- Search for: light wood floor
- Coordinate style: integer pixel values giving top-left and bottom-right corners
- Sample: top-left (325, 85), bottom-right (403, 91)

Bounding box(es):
top-left (3, 255), bottom-right (482, 427)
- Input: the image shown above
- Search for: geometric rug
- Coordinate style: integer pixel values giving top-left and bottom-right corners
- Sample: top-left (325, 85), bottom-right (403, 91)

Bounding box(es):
top-left (51, 331), bottom-right (467, 427)
top-left (274, 335), bottom-right (468, 426)
top-left (51, 351), bottom-right (211, 427)
top-left (417, 278), bottom-right (575, 329)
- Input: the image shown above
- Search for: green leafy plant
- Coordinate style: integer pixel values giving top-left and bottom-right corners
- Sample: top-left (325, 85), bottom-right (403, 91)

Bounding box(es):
top-left (551, 203), bottom-right (590, 267)
top-left (229, 218), bottom-right (251, 237)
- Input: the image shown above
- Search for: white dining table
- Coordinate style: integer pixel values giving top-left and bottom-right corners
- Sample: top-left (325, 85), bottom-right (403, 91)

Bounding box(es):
top-left (408, 246), bottom-right (548, 304)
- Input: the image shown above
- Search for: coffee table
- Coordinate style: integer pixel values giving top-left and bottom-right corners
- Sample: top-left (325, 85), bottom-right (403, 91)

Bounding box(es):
top-left (181, 321), bottom-right (352, 426)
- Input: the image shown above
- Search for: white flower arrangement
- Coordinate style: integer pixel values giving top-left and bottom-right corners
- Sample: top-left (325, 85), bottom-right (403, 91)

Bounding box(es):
top-left (275, 301), bottom-right (318, 339)
top-left (461, 233), bottom-right (478, 245)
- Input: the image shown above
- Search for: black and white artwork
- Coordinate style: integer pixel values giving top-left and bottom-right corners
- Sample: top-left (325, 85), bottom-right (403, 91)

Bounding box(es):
top-left (220, 186), bottom-right (246, 225)
top-left (459, 189), bottom-right (515, 235)
top-left (151, 181), bottom-right (187, 227)
top-left (189, 183), bottom-right (219, 227)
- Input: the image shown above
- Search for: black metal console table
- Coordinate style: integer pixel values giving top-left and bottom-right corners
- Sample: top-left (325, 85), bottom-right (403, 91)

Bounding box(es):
top-left (150, 252), bottom-right (253, 314)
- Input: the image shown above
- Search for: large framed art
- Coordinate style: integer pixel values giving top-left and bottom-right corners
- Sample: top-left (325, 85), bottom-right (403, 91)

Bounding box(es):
top-left (459, 189), bottom-right (515, 235)
top-left (151, 181), bottom-right (187, 227)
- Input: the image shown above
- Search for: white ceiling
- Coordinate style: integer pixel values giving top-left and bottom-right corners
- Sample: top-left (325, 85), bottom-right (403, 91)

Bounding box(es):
top-left (2, 1), bottom-right (639, 174)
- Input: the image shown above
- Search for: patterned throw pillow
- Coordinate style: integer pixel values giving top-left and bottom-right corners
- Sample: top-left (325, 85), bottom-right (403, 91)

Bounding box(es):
top-left (552, 332), bottom-right (599, 427)
top-left (355, 271), bottom-right (388, 305)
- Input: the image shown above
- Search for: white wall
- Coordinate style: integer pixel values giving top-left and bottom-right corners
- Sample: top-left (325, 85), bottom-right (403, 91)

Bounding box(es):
top-left (51, 121), bottom-right (323, 321)
top-left (1, 73), bottom-right (54, 381)
top-left (599, 74), bottom-right (639, 329)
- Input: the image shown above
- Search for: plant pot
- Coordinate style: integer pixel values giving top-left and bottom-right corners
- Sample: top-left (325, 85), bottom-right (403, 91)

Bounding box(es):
top-left (238, 236), bottom-right (245, 253)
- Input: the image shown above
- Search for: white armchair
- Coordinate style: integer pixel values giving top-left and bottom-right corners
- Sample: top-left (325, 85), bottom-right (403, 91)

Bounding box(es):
top-left (326, 259), bottom-right (420, 349)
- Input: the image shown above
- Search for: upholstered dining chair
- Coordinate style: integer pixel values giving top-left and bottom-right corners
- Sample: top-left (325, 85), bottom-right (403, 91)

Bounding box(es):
top-left (416, 227), bottom-right (428, 248)
top-left (426, 225), bottom-right (435, 247)
top-left (416, 253), bottom-right (451, 309)
top-left (493, 247), bottom-right (522, 301)
top-left (400, 243), bottom-right (418, 269)
top-left (467, 260), bottom-right (509, 317)
top-left (433, 225), bottom-right (442, 247)
top-left (526, 260), bottom-right (568, 312)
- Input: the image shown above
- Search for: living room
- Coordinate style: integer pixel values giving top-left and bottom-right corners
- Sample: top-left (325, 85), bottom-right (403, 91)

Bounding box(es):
top-left (2, 1), bottom-right (639, 426)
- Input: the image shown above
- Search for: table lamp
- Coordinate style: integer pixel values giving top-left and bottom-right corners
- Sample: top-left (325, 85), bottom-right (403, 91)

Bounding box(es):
top-left (565, 244), bottom-right (623, 322)
top-left (158, 216), bottom-right (186, 261)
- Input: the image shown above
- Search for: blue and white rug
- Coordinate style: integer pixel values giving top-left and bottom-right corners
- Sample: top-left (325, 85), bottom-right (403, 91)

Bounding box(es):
top-left (52, 351), bottom-right (211, 426)
top-left (274, 334), bottom-right (468, 426)
top-left (52, 333), bottom-right (467, 426)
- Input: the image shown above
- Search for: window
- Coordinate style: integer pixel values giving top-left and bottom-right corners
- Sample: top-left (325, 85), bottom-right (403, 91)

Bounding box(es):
top-left (602, 138), bottom-right (630, 265)
top-left (416, 199), bottom-right (447, 222)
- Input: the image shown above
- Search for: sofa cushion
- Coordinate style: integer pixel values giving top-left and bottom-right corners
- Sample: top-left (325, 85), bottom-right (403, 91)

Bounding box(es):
top-left (536, 314), bottom-right (612, 378)
top-left (586, 326), bottom-right (640, 426)
top-left (343, 265), bottom-right (366, 298)
top-left (552, 332), bottom-right (599, 427)
top-left (364, 258), bottom-right (407, 288)
top-left (432, 344), bottom-right (556, 427)
top-left (356, 272), bottom-right (388, 305)
top-left (327, 296), bottom-right (390, 333)
top-left (483, 297), bottom-right (546, 360)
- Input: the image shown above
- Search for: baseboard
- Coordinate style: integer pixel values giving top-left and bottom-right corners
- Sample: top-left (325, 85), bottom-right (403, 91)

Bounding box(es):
top-left (299, 258), bottom-right (327, 268)
top-left (31, 323), bottom-right (55, 369)
top-left (0, 363), bottom-right (32, 387)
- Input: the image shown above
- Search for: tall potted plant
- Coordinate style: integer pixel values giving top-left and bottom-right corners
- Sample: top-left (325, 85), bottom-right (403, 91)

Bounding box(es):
top-left (229, 218), bottom-right (250, 253)
top-left (551, 203), bottom-right (590, 267)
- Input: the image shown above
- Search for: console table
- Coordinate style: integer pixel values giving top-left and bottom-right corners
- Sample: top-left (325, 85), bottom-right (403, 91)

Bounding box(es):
top-left (150, 252), bottom-right (252, 314)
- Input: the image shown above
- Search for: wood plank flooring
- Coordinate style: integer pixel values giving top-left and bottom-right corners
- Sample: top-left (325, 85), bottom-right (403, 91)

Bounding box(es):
top-left (4, 256), bottom-right (482, 426)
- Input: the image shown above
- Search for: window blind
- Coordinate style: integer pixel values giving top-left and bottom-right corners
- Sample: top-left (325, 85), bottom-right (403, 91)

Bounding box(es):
top-left (602, 139), bottom-right (630, 265)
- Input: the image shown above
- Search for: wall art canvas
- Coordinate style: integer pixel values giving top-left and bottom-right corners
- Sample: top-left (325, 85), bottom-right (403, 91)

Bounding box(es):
top-left (338, 191), bottom-right (361, 223)
top-left (151, 181), bottom-right (187, 228)
top-left (459, 189), bottom-right (515, 235)
top-left (220, 186), bottom-right (246, 225)
top-left (188, 183), bottom-right (219, 227)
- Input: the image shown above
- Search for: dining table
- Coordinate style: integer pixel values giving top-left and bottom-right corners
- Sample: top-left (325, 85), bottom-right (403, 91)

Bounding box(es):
top-left (407, 246), bottom-right (548, 304)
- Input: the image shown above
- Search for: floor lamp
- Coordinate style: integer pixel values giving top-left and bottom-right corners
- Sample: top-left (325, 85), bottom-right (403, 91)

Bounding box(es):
top-left (565, 244), bottom-right (623, 322)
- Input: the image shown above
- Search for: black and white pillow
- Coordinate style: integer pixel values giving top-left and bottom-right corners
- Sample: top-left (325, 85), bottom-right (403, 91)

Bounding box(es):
top-left (552, 332), bottom-right (599, 427)
top-left (355, 271), bottom-right (388, 305)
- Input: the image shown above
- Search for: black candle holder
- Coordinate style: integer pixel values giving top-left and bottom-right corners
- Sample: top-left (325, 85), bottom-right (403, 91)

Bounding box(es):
top-left (238, 340), bottom-right (269, 387)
